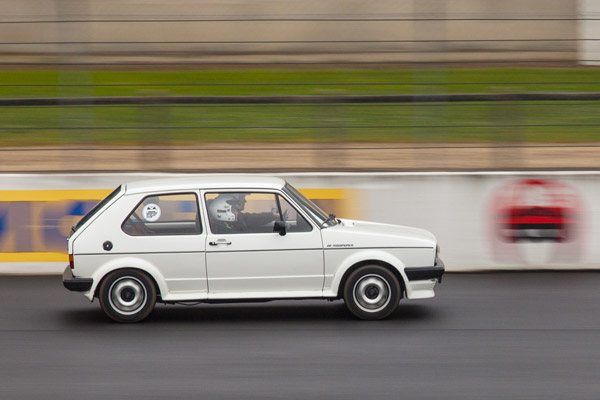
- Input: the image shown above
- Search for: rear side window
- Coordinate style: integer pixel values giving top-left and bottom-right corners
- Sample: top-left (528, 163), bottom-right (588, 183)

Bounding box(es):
top-left (122, 193), bottom-right (202, 236)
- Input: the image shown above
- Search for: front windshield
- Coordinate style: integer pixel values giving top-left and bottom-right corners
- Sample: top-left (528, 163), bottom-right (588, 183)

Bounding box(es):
top-left (283, 182), bottom-right (338, 227)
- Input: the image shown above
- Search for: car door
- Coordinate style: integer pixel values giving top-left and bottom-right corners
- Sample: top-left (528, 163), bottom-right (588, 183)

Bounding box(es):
top-left (203, 190), bottom-right (324, 298)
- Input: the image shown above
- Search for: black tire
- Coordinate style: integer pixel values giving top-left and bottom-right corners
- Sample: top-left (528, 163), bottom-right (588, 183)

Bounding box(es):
top-left (343, 265), bottom-right (401, 320)
top-left (99, 269), bottom-right (157, 323)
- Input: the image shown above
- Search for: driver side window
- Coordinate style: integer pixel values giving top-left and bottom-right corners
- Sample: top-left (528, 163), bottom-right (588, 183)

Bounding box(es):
top-left (204, 192), bottom-right (312, 234)
top-left (205, 192), bottom-right (278, 234)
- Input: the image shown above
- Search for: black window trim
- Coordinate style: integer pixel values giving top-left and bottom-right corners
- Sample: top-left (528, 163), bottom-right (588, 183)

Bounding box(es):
top-left (121, 191), bottom-right (203, 237)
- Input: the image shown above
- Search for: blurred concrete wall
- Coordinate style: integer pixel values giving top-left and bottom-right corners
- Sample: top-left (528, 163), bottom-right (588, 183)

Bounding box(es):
top-left (1, 172), bottom-right (598, 273)
top-left (0, 0), bottom-right (579, 64)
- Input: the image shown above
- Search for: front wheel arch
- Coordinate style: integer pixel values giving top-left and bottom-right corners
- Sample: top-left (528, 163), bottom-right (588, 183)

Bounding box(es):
top-left (337, 260), bottom-right (405, 299)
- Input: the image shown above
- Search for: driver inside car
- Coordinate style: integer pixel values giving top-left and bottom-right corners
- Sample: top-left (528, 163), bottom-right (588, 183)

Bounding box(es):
top-left (208, 193), bottom-right (280, 234)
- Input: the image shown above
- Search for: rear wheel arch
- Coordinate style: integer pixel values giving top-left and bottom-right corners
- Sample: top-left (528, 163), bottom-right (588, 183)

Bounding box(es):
top-left (95, 267), bottom-right (161, 300)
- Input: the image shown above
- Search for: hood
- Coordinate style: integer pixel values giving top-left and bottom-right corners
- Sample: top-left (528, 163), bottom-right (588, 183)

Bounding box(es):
top-left (321, 219), bottom-right (437, 249)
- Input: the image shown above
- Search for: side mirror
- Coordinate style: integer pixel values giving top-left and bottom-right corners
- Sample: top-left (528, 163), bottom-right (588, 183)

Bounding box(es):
top-left (273, 220), bottom-right (287, 236)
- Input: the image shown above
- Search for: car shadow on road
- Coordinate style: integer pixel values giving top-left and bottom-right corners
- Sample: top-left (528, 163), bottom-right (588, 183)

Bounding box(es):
top-left (61, 301), bottom-right (438, 326)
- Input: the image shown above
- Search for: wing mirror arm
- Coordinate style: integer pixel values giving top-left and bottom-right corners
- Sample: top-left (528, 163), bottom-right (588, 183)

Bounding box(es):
top-left (273, 220), bottom-right (287, 236)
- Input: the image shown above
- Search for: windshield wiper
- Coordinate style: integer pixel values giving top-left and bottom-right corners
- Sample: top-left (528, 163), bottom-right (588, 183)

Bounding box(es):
top-left (322, 213), bottom-right (337, 227)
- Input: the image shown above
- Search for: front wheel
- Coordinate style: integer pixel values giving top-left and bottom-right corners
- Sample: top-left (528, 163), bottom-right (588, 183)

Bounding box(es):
top-left (343, 265), bottom-right (401, 320)
top-left (99, 269), bottom-right (157, 323)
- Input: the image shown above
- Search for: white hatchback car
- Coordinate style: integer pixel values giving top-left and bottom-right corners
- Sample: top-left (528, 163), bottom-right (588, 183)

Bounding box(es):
top-left (63, 176), bottom-right (444, 322)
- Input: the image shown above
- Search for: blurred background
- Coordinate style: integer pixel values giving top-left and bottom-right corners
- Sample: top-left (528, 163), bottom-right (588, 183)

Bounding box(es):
top-left (1, 0), bottom-right (600, 172)
top-left (2, 6), bottom-right (599, 396)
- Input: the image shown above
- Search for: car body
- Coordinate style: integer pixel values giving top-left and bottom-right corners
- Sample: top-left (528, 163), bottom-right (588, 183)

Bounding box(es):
top-left (63, 176), bottom-right (444, 322)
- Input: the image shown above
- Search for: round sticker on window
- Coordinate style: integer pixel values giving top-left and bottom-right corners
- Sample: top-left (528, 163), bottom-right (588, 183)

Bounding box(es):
top-left (142, 203), bottom-right (161, 222)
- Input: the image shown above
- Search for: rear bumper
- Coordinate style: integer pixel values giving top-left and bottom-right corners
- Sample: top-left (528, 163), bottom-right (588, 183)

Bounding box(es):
top-left (62, 266), bottom-right (93, 292)
top-left (404, 257), bottom-right (445, 283)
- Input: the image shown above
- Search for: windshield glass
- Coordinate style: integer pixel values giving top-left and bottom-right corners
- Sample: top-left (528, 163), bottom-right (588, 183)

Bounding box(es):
top-left (283, 182), bottom-right (338, 227)
top-left (72, 185), bottom-right (122, 233)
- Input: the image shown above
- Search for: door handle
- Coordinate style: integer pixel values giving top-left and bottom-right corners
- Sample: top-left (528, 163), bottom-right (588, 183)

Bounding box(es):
top-left (209, 240), bottom-right (232, 246)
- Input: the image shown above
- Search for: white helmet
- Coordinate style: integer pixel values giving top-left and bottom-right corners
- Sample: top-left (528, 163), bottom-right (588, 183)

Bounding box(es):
top-left (209, 195), bottom-right (237, 222)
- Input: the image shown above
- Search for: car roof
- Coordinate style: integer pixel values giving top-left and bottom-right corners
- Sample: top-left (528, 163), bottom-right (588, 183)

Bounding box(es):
top-left (124, 175), bottom-right (287, 195)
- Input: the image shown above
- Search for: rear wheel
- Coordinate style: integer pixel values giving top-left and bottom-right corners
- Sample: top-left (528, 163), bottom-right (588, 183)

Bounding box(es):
top-left (99, 269), bottom-right (157, 323)
top-left (343, 265), bottom-right (401, 320)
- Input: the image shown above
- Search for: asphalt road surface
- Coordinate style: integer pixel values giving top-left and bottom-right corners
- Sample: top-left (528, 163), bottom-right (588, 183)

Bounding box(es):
top-left (1, 272), bottom-right (599, 400)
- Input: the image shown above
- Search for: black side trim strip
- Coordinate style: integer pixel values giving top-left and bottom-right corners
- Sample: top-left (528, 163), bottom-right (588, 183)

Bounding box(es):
top-left (208, 248), bottom-right (323, 254)
top-left (78, 246), bottom-right (433, 256)
top-left (210, 246), bottom-right (432, 253)
top-left (77, 251), bottom-right (206, 256)
top-left (325, 246), bottom-right (433, 250)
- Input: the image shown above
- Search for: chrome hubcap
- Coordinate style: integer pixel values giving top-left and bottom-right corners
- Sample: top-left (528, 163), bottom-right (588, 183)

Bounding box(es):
top-left (353, 274), bottom-right (391, 313)
top-left (109, 277), bottom-right (147, 315)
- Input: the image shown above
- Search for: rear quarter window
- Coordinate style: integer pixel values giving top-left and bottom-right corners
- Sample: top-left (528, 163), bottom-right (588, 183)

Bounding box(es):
top-left (122, 192), bottom-right (202, 236)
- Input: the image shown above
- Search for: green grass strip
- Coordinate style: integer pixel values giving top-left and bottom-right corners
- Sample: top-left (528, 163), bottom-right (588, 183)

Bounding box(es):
top-left (2, 68), bottom-right (600, 145)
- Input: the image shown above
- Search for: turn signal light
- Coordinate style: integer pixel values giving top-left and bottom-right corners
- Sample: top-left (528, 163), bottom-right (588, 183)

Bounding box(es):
top-left (69, 254), bottom-right (74, 269)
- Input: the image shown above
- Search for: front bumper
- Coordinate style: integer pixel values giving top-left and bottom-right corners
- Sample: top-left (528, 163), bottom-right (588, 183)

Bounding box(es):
top-left (62, 266), bottom-right (93, 292)
top-left (404, 257), bottom-right (445, 283)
